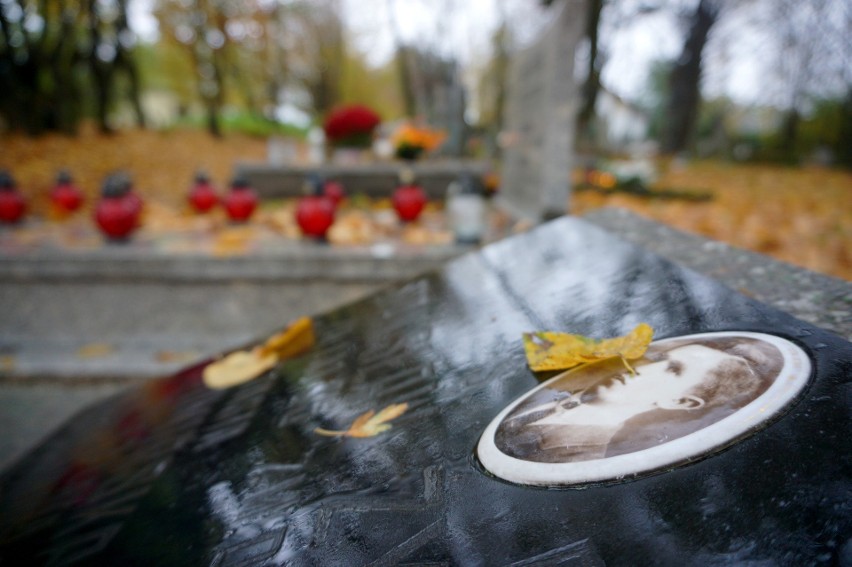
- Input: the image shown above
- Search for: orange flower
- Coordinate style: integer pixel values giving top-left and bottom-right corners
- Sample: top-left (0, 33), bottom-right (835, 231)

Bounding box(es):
top-left (392, 123), bottom-right (446, 154)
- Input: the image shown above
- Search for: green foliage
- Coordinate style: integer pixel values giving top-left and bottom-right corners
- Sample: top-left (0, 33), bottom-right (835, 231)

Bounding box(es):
top-left (796, 94), bottom-right (852, 168)
top-left (169, 111), bottom-right (307, 139)
top-left (135, 41), bottom-right (196, 106)
top-left (729, 93), bottom-right (852, 167)
top-left (0, 0), bottom-right (154, 135)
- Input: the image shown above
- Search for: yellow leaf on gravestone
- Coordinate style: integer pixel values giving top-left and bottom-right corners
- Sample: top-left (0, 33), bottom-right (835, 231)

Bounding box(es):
top-left (202, 349), bottom-right (277, 390)
top-left (522, 323), bottom-right (654, 372)
top-left (202, 317), bottom-right (315, 390)
top-left (314, 403), bottom-right (409, 438)
top-left (258, 317), bottom-right (316, 360)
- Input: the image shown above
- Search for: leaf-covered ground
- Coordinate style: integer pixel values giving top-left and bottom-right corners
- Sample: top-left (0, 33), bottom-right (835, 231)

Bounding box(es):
top-left (1, 127), bottom-right (849, 279)
top-left (572, 160), bottom-right (851, 280)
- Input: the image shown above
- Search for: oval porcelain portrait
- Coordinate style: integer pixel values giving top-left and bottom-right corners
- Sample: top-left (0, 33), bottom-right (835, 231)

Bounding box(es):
top-left (477, 331), bottom-right (811, 486)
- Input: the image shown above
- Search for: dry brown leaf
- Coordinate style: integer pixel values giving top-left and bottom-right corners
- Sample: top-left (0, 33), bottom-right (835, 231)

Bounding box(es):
top-left (327, 211), bottom-right (382, 245)
top-left (315, 403), bottom-right (409, 438)
top-left (211, 227), bottom-right (257, 256)
top-left (76, 343), bottom-right (115, 359)
top-left (523, 323), bottom-right (654, 372)
top-left (202, 349), bottom-right (277, 390)
top-left (401, 224), bottom-right (453, 245)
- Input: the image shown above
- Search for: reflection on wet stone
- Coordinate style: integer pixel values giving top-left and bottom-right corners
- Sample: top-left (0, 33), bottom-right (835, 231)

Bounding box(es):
top-left (192, 374), bottom-right (278, 453)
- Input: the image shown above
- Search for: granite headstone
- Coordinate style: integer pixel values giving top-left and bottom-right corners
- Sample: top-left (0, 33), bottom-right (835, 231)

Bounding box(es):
top-left (0, 217), bottom-right (849, 565)
top-left (500, 0), bottom-right (587, 221)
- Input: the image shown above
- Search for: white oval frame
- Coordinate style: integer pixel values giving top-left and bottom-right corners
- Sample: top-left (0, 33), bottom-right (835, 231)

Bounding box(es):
top-left (476, 331), bottom-right (812, 487)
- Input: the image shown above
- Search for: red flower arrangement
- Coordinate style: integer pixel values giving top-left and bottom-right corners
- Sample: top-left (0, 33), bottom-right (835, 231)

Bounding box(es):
top-left (323, 104), bottom-right (381, 148)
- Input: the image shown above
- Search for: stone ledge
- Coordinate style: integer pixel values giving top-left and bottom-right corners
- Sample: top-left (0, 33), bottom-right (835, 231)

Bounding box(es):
top-left (0, 244), bottom-right (469, 283)
top-left (235, 159), bottom-right (491, 200)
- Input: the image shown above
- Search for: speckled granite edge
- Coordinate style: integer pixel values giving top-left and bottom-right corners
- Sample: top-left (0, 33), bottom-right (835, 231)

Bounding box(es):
top-left (583, 207), bottom-right (852, 341)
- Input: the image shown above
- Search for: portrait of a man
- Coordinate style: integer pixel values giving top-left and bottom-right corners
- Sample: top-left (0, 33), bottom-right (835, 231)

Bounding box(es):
top-left (486, 333), bottom-right (797, 472)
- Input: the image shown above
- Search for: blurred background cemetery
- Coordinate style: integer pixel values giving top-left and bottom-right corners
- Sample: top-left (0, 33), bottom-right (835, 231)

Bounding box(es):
top-left (0, 0), bottom-right (850, 278)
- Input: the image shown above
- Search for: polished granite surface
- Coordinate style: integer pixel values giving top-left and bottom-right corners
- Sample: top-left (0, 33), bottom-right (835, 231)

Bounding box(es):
top-left (0, 216), bottom-right (849, 565)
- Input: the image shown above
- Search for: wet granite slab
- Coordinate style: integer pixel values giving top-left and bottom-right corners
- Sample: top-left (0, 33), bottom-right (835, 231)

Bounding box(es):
top-left (0, 216), bottom-right (849, 565)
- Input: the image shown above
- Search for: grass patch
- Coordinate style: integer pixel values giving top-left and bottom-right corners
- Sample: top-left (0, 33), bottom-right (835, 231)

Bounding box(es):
top-left (167, 111), bottom-right (309, 139)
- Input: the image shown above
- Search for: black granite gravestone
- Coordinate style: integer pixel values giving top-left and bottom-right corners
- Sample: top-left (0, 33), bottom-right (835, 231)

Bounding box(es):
top-left (1, 217), bottom-right (849, 566)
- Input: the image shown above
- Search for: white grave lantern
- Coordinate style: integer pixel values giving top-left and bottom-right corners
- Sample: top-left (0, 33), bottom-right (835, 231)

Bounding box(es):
top-left (447, 173), bottom-right (486, 245)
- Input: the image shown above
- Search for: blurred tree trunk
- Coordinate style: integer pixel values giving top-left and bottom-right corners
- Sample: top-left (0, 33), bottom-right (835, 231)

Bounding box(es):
top-left (310, 3), bottom-right (344, 117)
top-left (200, 52), bottom-right (224, 138)
top-left (87, 0), bottom-right (115, 133)
top-left (778, 107), bottom-right (800, 161)
top-left (0, 0), bottom-right (63, 134)
top-left (50, 6), bottom-right (85, 134)
top-left (0, 3), bottom-right (30, 132)
top-left (661, 0), bottom-right (719, 154)
top-left (153, 0), bottom-right (224, 137)
top-left (395, 46), bottom-right (417, 118)
top-left (0, 0), bottom-right (144, 135)
top-left (387, 0), bottom-right (416, 117)
top-left (491, 4), bottom-right (510, 137)
top-left (116, 0), bottom-right (146, 129)
top-left (265, 3), bottom-right (286, 118)
top-left (576, 0), bottom-right (604, 149)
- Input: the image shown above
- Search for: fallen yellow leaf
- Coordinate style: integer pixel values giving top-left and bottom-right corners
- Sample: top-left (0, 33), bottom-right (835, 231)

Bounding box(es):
top-left (211, 227), bottom-right (254, 257)
top-left (259, 317), bottom-right (315, 360)
top-left (0, 355), bottom-right (15, 372)
top-left (201, 317), bottom-right (314, 390)
top-left (202, 349), bottom-right (277, 390)
top-left (76, 343), bottom-right (115, 359)
top-left (522, 323), bottom-right (654, 372)
top-left (315, 403), bottom-right (409, 438)
top-left (155, 350), bottom-right (200, 364)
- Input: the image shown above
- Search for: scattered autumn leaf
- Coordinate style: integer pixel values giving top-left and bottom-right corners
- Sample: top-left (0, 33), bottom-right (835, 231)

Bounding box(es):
top-left (315, 403), bottom-right (409, 438)
top-left (523, 323), bottom-right (654, 372)
top-left (201, 317), bottom-right (315, 390)
top-left (202, 349), bottom-right (277, 390)
top-left (401, 223), bottom-right (453, 245)
top-left (76, 343), bottom-right (116, 359)
top-left (258, 317), bottom-right (316, 359)
top-left (326, 210), bottom-right (385, 245)
top-left (211, 230), bottom-right (251, 257)
top-left (0, 355), bottom-right (15, 372)
top-left (155, 350), bottom-right (200, 364)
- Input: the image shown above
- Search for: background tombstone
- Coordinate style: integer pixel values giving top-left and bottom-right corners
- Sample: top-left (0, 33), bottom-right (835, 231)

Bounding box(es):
top-left (499, 0), bottom-right (587, 221)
